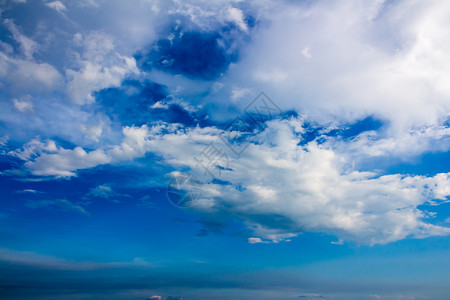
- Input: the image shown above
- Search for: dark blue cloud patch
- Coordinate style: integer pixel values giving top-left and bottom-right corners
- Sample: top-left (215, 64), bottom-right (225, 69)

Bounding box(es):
top-left (298, 116), bottom-right (385, 146)
top-left (95, 79), bottom-right (166, 126)
top-left (95, 79), bottom-right (208, 127)
top-left (136, 31), bottom-right (230, 80)
top-left (135, 20), bottom-right (253, 80)
top-left (339, 116), bottom-right (384, 139)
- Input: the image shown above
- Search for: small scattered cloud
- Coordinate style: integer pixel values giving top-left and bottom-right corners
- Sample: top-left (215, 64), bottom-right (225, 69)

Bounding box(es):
top-left (25, 199), bottom-right (88, 215)
top-left (84, 184), bottom-right (131, 203)
top-left (8, 139), bottom-right (58, 161)
top-left (85, 185), bottom-right (113, 199)
top-left (330, 239), bottom-right (344, 245)
top-left (12, 96), bottom-right (33, 112)
top-left (301, 47), bottom-right (312, 59)
top-left (231, 86), bottom-right (253, 102)
top-left (248, 237), bottom-right (265, 244)
top-left (225, 7), bottom-right (248, 32)
top-left (45, 1), bottom-right (67, 14)
top-left (0, 136), bottom-right (9, 147)
top-left (15, 189), bottom-right (44, 194)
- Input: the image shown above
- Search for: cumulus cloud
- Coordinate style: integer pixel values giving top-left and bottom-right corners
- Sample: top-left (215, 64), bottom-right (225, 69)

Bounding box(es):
top-left (10, 124), bottom-right (174, 177)
top-left (66, 33), bottom-right (138, 104)
top-left (24, 146), bottom-right (111, 177)
top-left (66, 32), bottom-right (139, 104)
top-left (144, 120), bottom-right (450, 245)
top-left (2, 0), bottom-right (450, 248)
top-left (0, 52), bottom-right (63, 94)
top-left (12, 118), bottom-right (450, 245)
top-left (9, 139), bottom-right (58, 161)
top-left (212, 0), bottom-right (450, 154)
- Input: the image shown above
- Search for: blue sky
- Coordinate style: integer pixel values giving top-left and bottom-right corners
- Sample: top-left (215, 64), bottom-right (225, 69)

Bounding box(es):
top-left (0, 0), bottom-right (450, 299)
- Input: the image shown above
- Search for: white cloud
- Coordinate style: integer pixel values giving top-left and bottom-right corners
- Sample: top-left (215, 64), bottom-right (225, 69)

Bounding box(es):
top-left (12, 96), bottom-right (33, 112)
top-left (46, 1), bottom-right (67, 13)
top-left (231, 86), bottom-right (253, 102)
top-left (83, 184), bottom-right (130, 202)
top-left (25, 146), bottom-right (111, 177)
top-left (143, 119), bottom-right (450, 245)
top-left (0, 136), bottom-right (9, 147)
top-left (9, 139), bottom-right (58, 161)
top-left (248, 237), bottom-right (265, 244)
top-left (213, 0), bottom-right (450, 157)
top-left (86, 185), bottom-right (113, 199)
top-left (11, 124), bottom-right (170, 177)
top-left (80, 120), bottom-right (103, 142)
top-left (3, 0), bottom-right (450, 247)
top-left (15, 189), bottom-right (43, 194)
top-left (14, 119), bottom-right (450, 245)
top-left (0, 52), bottom-right (63, 94)
top-left (225, 7), bottom-right (248, 32)
top-left (330, 125), bottom-right (450, 163)
top-left (66, 32), bottom-right (139, 104)
top-left (301, 47), bottom-right (311, 59)
top-left (3, 18), bottom-right (38, 59)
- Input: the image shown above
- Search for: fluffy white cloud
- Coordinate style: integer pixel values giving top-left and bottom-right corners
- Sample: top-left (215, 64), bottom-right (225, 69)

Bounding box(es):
top-left (25, 146), bottom-right (111, 177)
top-left (9, 139), bottom-right (58, 161)
top-left (13, 119), bottom-right (450, 245)
top-left (66, 32), bottom-right (139, 104)
top-left (212, 0), bottom-right (450, 154)
top-left (3, 0), bottom-right (450, 247)
top-left (0, 52), bottom-right (63, 94)
top-left (143, 119), bottom-right (450, 245)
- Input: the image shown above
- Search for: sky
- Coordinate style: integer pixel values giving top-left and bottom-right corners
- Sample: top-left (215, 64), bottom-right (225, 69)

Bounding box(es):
top-left (0, 0), bottom-right (450, 299)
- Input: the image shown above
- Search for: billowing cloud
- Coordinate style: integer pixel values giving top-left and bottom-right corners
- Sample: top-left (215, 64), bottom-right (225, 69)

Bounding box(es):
top-left (66, 32), bottom-right (139, 104)
top-left (11, 118), bottom-right (450, 245)
top-left (213, 0), bottom-right (450, 143)
top-left (2, 0), bottom-right (450, 248)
